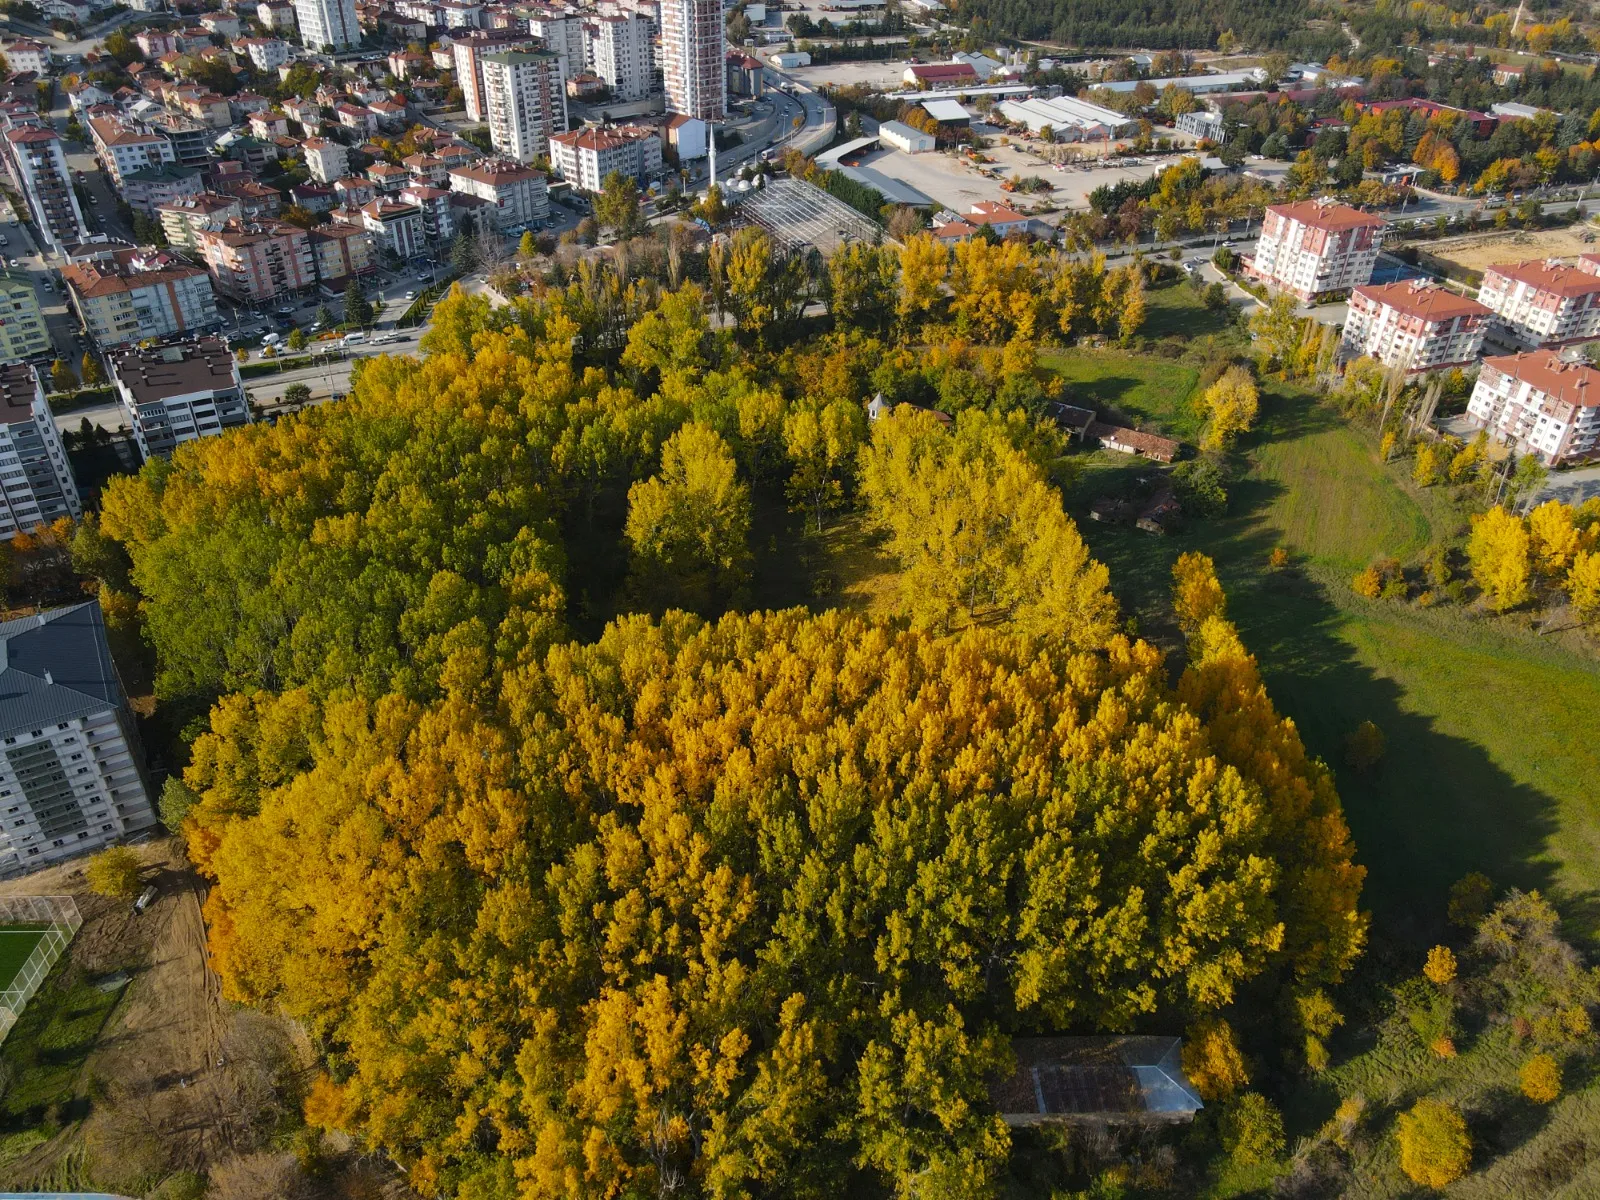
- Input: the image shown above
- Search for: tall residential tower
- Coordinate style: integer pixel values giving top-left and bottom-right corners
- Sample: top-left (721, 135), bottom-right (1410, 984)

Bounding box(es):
top-left (661, 0), bottom-right (725, 120)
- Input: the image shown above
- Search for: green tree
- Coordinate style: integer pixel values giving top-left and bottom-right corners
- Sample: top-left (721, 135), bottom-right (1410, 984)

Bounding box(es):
top-left (86, 845), bottom-right (142, 898)
top-left (343, 279), bottom-right (372, 327)
top-left (826, 242), bottom-right (896, 332)
top-left (784, 398), bottom-right (864, 532)
top-left (159, 777), bottom-right (200, 836)
top-left (282, 383), bottom-right (312, 407)
top-left (625, 422), bottom-right (751, 614)
top-left (595, 171), bottom-right (642, 239)
top-left (313, 304), bottom-right (335, 330)
top-left (286, 327), bottom-right (307, 351)
top-left (517, 230), bottom-right (537, 260)
top-left (1220, 1093), bottom-right (1285, 1165)
top-left (50, 358), bottom-right (77, 394)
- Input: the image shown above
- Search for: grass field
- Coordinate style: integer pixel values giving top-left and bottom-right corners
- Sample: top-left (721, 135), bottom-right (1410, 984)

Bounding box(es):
top-left (0, 927), bottom-right (48, 994)
top-left (1058, 377), bottom-right (1600, 945)
top-left (1039, 346), bottom-right (1204, 441)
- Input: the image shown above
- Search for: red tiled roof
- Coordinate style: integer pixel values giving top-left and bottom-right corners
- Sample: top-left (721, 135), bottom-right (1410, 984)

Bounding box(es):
top-left (1268, 199), bottom-right (1386, 232)
top-left (1352, 279), bottom-right (1489, 322)
top-left (1483, 351), bottom-right (1600, 407)
top-left (1484, 258), bottom-right (1600, 299)
top-left (909, 63), bottom-right (978, 79)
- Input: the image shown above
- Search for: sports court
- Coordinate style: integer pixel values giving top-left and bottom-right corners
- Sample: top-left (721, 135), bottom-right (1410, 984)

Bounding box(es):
top-left (0, 924), bottom-right (50, 991)
top-left (0, 896), bottom-right (82, 1043)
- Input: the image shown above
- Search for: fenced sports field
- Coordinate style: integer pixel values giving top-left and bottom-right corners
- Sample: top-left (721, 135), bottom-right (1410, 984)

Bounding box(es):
top-left (0, 895), bottom-right (81, 1044)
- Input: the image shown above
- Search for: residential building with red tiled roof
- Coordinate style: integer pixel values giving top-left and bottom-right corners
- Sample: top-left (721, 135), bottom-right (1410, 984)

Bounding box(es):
top-left (1478, 256), bottom-right (1600, 348)
top-left (1341, 279), bottom-right (1491, 373)
top-left (549, 124), bottom-right (660, 190)
top-left (447, 157), bottom-right (549, 231)
top-left (1468, 351), bottom-right (1600, 464)
top-left (61, 248), bottom-right (219, 348)
top-left (158, 192), bottom-right (245, 250)
top-left (2, 125), bottom-right (88, 252)
top-left (308, 222), bottom-right (377, 289)
top-left (194, 220), bottom-right (316, 302)
top-left (1246, 198), bottom-right (1385, 301)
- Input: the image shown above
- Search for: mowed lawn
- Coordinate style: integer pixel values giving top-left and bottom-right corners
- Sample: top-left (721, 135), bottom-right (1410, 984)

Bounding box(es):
top-left (1054, 368), bottom-right (1600, 942)
top-left (0, 926), bottom-right (45, 992)
top-left (1039, 347), bottom-right (1204, 442)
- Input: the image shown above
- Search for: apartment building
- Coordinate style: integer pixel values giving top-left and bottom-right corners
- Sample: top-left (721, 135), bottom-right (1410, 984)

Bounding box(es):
top-left (62, 250), bottom-right (219, 349)
top-left (2, 127), bottom-right (88, 255)
top-left (1468, 351), bottom-right (1600, 465)
top-left (145, 115), bottom-right (212, 168)
top-left (1340, 280), bottom-right (1491, 374)
top-left (587, 14), bottom-right (653, 103)
top-left (482, 49), bottom-right (568, 163)
top-left (358, 197), bottom-right (425, 259)
top-left (302, 137), bottom-right (350, 184)
top-left (259, 0), bottom-right (297, 32)
top-left (2, 40), bottom-right (50, 74)
top-left (195, 221), bottom-right (317, 303)
top-left (240, 37), bottom-right (292, 71)
top-left (0, 274), bottom-right (50, 362)
top-left (399, 183), bottom-right (453, 242)
top-left (121, 162), bottom-right (204, 217)
top-left (0, 600), bottom-right (158, 876)
top-left (526, 8), bottom-right (585, 82)
top-left (661, 0), bottom-right (725, 119)
top-left (1477, 257), bottom-right (1600, 348)
top-left (550, 124), bottom-right (662, 191)
top-left (451, 30), bottom-right (537, 121)
top-left (88, 115), bottom-right (176, 189)
top-left (0, 363), bottom-right (80, 538)
top-left (1245, 199), bottom-right (1384, 301)
top-left (448, 158), bottom-right (549, 232)
top-left (294, 0), bottom-right (361, 50)
top-left (158, 192), bottom-right (244, 250)
top-left (109, 337), bottom-right (251, 461)
top-left (308, 222), bottom-right (376, 289)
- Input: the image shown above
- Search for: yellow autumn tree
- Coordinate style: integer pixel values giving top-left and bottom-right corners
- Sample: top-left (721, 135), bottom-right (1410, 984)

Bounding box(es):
top-left (1527, 499), bottom-right (1584, 581)
top-left (1196, 365), bottom-right (1260, 451)
top-left (1567, 550), bottom-right (1600, 624)
top-left (896, 232), bottom-right (949, 332)
top-left (1396, 1098), bottom-right (1471, 1189)
top-left (947, 237), bottom-right (1042, 343)
top-left (1468, 506), bottom-right (1533, 611)
top-left (1172, 550), bottom-right (1227, 634)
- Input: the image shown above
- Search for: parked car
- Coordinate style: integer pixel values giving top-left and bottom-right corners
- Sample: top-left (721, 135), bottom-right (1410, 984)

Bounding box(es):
top-left (404, 290), bottom-right (416, 301)
top-left (133, 884), bottom-right (157, 914)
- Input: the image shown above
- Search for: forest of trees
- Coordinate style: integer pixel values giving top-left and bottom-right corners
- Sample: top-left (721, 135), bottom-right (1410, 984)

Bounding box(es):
top-left (89, 253), bottom-right (1368, 1196)
top-left (950, 0), bottom-right (1348, 55)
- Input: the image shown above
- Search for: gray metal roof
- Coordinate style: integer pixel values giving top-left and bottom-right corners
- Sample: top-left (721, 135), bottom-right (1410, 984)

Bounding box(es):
top-left (0, 603), bottom-right (125, 737)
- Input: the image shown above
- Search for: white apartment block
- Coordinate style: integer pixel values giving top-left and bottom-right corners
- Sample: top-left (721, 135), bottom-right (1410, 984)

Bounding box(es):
top-left (482, 49), bottom-right (568, 163)
top-left (526, 8), bottom-right (585, 84)
top-left (587, 15), bottom-right (653, 103)
top-left (661, 0), bottom-right (725, 120)
top-left (87, 116), bottom-right (176, 190)
top-left (61, 251), bottom-right (219, 350)
top-left (0, 602), bottom-right (157, 877)
top-left (0, 363), bottom-right (80, 538)
top-left (1340, 280), bottom-right (1490, 374)
top-left (240, 37), bottom-right (292, 72)
top-left (1469, 351), bottom-right (1600, 466)
top-left (294, 0), bottom-right (361, 51)
top-left (452, 31), bottom-right (538, 122)
top-left (448, 159), bottom-right (549, 232)
top-left (360, 198), bottom-right (426, 259)
top-left (550, 124), bottom-right (662, 191)
top-left (258, 0), bottom-right (297, 31)
top-left (1246, 198), bottom-right (1384, 301)
top-left (302, 137), bottom-right (350, 184)
top-left (109, 338), bottom-right (252, 462)
top-left (2, 40), bottom-right (50, 74)
top-left (1476, 256), bottom-right (1600, 348)
top-left (3, 127), bottom-right (88, 254)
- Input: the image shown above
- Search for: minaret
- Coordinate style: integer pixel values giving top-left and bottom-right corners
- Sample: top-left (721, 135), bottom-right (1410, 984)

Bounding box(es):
top-left (708, 124), bottom-right (717, 190)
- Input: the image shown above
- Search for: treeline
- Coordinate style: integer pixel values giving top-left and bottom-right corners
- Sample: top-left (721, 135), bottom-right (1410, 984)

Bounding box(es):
top-left (951, 0), bottom-right (1347, 54)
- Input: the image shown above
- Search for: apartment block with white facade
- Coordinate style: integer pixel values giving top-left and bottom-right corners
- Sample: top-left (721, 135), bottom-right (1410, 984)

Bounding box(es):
top-left (1245, 198), bottom-right (1384, 301)
top-left (1340, 280), bottom-right (1491, 374)
top-left (110, 338), bottom-right (251, 461)
top-left (294, 0), bottom-right (361, 50)
top-left (61, 249), bottom-right (219, 350)
top-left (526, 8), bottom-right (585, 84)
top-left (87, 115), bottom-right (176, 190)
top-left (482, 49), bottom-right (568, 163)
top-left (2, 40), bottom-right (49, 74)
top-left (452, 30), bottom-right (539, 122)
top-left (0, 363), bottom-right (80, 538)
top-left (302, 137), bottom-right (350, 184)
top-left (240, 37), bottom-right (292, 72)
top-left (1467, 351), bottom-right (1600, 466)
top-left (359, 198), bottom-right (426, 259)
top-left (0, 602), bottom-right (157, 877)
top-left (661, 0), bottom-right (725, 119)
top-left (3, 126), bottom-right (88, 254)
top-left (587, 14), bottom-right (654, 103)
top-left (447, 159), bottom-right (548, 232)
top-left (1476, 256), bottom-right (1600, 348)
top-left (550, 125), bottom-right (662, 191)
top-left (0, 274), bottom-right (50, 363)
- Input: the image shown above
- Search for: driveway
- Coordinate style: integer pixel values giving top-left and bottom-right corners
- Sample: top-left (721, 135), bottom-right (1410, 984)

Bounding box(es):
top-left (1536, 464), bottom-right (1600, 508)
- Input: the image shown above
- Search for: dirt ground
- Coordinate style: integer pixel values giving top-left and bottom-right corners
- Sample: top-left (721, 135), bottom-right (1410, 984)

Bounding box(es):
top-left (0, 837), bottom-right (229, 1186)
top-left (1421, 225), bottom-right (1600, 272)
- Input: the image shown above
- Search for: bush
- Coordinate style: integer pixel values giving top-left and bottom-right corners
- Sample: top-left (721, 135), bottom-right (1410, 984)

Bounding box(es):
top-left (1220, 1092), bottom-right (1285, 1165)
top-left (1520, 1053), bottom-right (1562, 1103)
top-left (1343, 720), bottom-right (1385, 772)
top-left (1396, 1098), bottom-right (1471, 1189)
top-left (1181, 1016), bottom-right (1248, 1101)
top-left (1423, 945), bottom-right (1457, 986)
top-left (159, 776), bottom-right (198, 836)
top-left (1171, 456), bottom-right (1229, 517)
top-left (85, 845), bottom-right (141, 898)
top-left (1352, 566), bottom-right (1383, 598)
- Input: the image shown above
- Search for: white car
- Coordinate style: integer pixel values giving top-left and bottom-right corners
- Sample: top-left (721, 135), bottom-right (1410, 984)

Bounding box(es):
top-left (404, 290), bottom-right (416, 301)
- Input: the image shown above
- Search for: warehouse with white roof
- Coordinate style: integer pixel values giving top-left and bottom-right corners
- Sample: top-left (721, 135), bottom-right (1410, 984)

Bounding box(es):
top-left (996, 95), bottom-right (1138, 140)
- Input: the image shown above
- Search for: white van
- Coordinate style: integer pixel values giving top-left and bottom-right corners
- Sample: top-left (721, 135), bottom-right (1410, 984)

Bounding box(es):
top-left (134, 884), bottom-right (157, 914)
top-left (343, 331), bottom-right (366, 347)
top-left (261, 332), bottom-right (281, 346)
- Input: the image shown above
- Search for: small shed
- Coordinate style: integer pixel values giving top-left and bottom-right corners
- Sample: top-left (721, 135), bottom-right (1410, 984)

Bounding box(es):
top-left (771, 51), bottom-right (811, 68)
top-left (991, 1036), bottom-right (1203, 1126)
